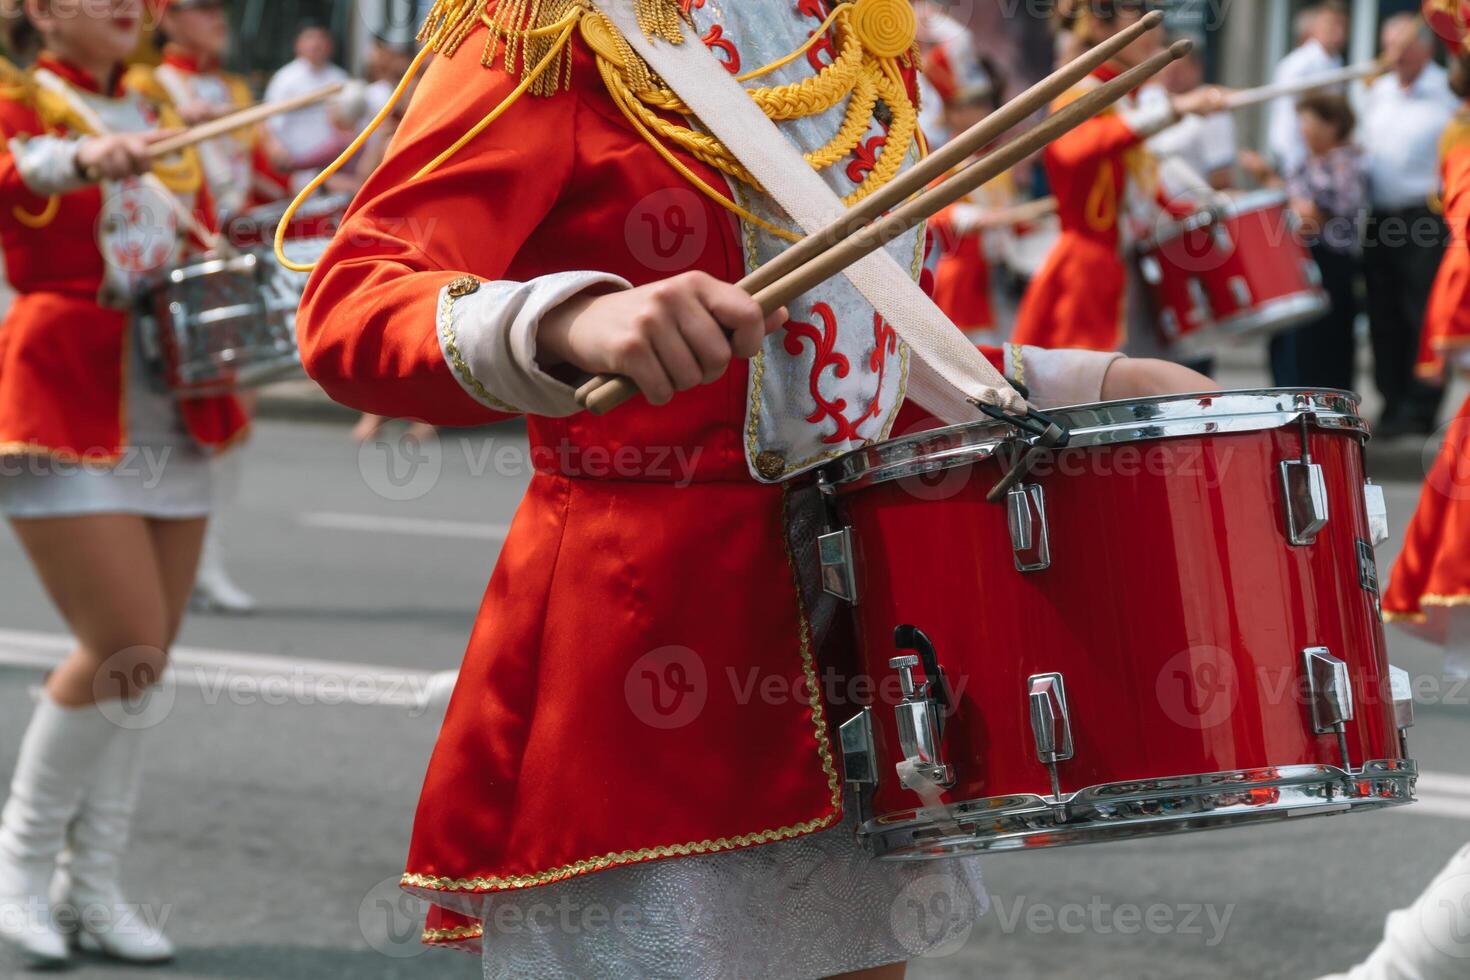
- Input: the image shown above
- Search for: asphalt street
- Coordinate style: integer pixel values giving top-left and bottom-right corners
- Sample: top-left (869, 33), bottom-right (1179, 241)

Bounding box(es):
top-left (0, 360), bottom-right (1467, 979)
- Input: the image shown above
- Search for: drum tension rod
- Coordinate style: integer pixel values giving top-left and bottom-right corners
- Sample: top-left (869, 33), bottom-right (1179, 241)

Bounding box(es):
top-left (972, 402), bottom-right (1072, 505)
top-left (893, 625), bottom-right (952, 724)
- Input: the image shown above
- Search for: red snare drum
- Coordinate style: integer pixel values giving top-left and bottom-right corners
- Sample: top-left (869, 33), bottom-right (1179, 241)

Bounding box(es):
top-left (817, 390), bottom-right (1415, 857)
top-left (1137, 191), bottom-right (1329, 347)
top-left (222, 192), bottom-right (352, 251)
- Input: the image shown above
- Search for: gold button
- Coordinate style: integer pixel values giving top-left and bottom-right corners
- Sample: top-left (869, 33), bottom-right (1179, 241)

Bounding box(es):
top-left (579, 12), bottom-right (626, 68)
top-left (755, 451), bottom-right (787, 481)
top-left (850, 0), bottom-right (917, 60)
top-left (447, 275), bottom-right (482, 298)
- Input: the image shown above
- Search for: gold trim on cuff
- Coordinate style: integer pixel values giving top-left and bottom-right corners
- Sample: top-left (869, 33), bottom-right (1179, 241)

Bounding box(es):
top-left (438, 281), bottom-right (523, 415)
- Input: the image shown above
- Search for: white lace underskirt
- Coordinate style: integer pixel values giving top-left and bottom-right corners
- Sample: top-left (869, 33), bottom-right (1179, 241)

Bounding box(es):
top-left (0, 342), bottom-right (212, 519)
top-left (478, 798), bottom-right (988, 980)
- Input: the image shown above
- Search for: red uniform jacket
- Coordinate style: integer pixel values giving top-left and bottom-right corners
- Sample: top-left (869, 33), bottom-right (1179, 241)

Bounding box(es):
top-left (0, 56), bottom-right (245, 460)
top-left (1417, 109), bottom-right (1470, 379)
top-left (1011, 67), bottom-right (1172, 352)
top-left (929, 201), bottom-right (994, 337)
top-left (1384, 107), bottom-right (1470, 634)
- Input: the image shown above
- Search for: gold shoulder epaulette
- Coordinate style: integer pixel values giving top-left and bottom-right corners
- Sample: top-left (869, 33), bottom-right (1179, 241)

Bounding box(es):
top-left (418, 0), bottom-right (686, 96)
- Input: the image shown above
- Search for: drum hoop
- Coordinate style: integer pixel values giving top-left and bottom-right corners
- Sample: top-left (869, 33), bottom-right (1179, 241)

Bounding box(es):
top-left (1141, 188), bottom-right (1289, 251)
top-left (820, 388), bottom-right (1365, 493)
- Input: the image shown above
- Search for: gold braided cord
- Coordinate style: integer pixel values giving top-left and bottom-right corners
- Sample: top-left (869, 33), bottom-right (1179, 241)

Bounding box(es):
top-left (732, 2), bottom-right (845, 82)
top-left (846, 60), bottom-right (916, 204)
top-left (597, 54), bottom-right (803, 242)
top-left (408, 0), bottom-right (921, 244)
top-left (12, 194), bottom-right (59, 229)
top-left (638, 8), bottom-right (862, 122)
top-left (600, 3), bottom-right (920, 213)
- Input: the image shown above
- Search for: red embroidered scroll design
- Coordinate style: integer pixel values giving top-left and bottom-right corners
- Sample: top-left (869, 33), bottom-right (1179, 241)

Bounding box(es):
top-left (701, 24), bottom-right (741, 73)
top-left (783, 305), bottom-right (897, 444)
top-left (798, 0), bottom-right (837, 70)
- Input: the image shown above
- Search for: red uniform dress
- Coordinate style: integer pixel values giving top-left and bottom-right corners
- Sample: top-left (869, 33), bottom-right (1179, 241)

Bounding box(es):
top-left (297, 1), bottom-right (1120, 956)
top-left (125, 49), bottom-right (289, 221)
top-left (1384, 107), bottom-right (1470, 638)
top-left (1416, 109), bottom-right (1470, 380)
top-left (0, 56), bottom-right (245, 462)
top-left (1011, 66), bottom-right (1176, 352)
top-left (928, 184), bottom-right (1001, 340)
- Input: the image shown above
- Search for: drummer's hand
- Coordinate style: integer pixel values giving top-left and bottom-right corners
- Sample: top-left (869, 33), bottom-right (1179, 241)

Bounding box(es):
top-left (178, 99), bottom-right (230, 127)
top-left (1101, 357), bottom-right (1220, 400)
top-left (74, 129), bottom-right (184, 182)
top-left (538, 272), bottom-right (788, 406)
top-left (1238, 149), bottom-right (1276, 183)
top-left (1171, 85), bottom-right (1229, 117)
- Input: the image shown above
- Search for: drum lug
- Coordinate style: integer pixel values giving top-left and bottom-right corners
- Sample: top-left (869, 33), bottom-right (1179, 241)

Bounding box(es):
top-left (1303, 647), bottom-right (1354, 771)
top-left (817, 527), bottom-right (860, 604)
top-left (838, 707), bottom-right (879, 786)
top-left (1280, 459), bottom-right (1329, 546)
top-left (888, 640), bottom-right (954, 791)
top-left (1158, 308), bottom-right (1181, 340)
top-left (1007, 484), bottom-right (1051, 573)
top-left (1364, 481), bottom-right (1390, 547)
top-left (1227, 275), bottom-right (1253, 307)
top-left (1139, 254), bottom-right (1162, 285)
top-left (1389, 665), bottom-right (1414, 758)
top-left (1028, 672), bottom-right (1073, 802)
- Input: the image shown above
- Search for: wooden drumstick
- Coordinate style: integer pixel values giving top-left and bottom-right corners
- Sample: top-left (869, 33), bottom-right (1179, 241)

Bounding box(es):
top-left (572, 10), bottom-right (1165, 410)
top-left (1221, 61), bottom-right (1382, 111)
top-left (581, 41), bottom-right (1193, 417)
top-left (147, 82), bottom-right (346, 159)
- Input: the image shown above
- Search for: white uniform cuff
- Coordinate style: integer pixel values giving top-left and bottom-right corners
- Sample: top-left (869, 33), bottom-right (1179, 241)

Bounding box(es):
top-left (1004, 344), bottom-right (1123, 409)
top-left (9, 135), bottom-right (89, 197)
top-left (437, 270), bottom-right (632, 417)
top-left (1121, 99), bottom-right (1180, 142)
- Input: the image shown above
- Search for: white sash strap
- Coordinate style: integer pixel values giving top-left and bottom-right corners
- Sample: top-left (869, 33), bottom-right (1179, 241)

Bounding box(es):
top-left (589, 2), bottom-right (1023, 420)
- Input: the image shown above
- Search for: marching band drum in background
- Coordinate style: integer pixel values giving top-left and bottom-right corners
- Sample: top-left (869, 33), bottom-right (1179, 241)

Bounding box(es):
top-left (1134, 188), bottom-right (1330, 351)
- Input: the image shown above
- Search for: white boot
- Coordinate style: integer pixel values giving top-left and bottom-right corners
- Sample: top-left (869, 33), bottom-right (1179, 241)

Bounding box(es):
top-left (1318, 843), bottom-right (1470, 979)
top-left (0, 693), bottom-right (116, 968)
top-left (190, 525), bottom-right (256, 614)
top-left (52, 722), bottom-right (174, 964)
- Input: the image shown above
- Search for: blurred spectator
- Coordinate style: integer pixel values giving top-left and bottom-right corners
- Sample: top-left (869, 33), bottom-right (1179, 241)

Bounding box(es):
top-left (264, 22), bottom-right (351, 183)
top-left (1361, 14), bottom-right (1459, 437)
top-left (1245, 93), bottom-right (1365, 391)
top-left (1149, 44), bottom-right (1236, 190)
top-left (1267, 0), bottom-right (1347, 176)
top-left (362, 36), bottom-right (416, 120)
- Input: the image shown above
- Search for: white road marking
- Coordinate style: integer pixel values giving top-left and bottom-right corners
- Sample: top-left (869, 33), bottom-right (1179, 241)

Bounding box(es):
top-left (1400, 793), bottom-right (1470, 821)
top-left (298, 511), bottom-right (511, 541)
top-left (1416, 771), bottom-right (1470, 798)
top-left (0, 628), bottom-right (458, 711)
top-left (0, 624), bottom-right (1464, 819)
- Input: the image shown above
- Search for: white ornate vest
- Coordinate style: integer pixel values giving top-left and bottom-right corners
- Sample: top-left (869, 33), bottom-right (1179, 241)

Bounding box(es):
top-left (683, 0), bottom-right (921, 482)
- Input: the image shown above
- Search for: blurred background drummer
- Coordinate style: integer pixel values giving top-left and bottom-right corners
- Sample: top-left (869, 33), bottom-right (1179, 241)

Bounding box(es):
top-left (0, 0), bottom-right (246, 966)
top-left (1320, 30), bottom-right (1470, 980)
top-left (126, 0), bottom-right (292, 616)
top-left (923, 22), bottom-right (1010, 345)
top-left (1009, 0), bottom-right (1228, 355)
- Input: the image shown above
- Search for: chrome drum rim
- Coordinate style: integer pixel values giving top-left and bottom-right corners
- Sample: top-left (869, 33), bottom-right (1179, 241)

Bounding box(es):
top-left (820, 388), bottom-right (1367, 494)
top-left (864, 760), bottom-right (1417, 859)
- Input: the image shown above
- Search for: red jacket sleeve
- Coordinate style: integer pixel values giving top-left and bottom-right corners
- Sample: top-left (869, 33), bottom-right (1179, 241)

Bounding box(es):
top-left (296, 47), bottom-right (579, 426)
top-left (1045, 111), bottom-right (1142, 171)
